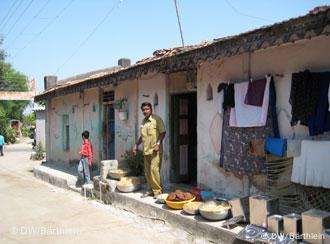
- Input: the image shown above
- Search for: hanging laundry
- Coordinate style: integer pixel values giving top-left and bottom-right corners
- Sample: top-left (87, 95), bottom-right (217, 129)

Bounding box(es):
top-left (219, 78), bottom-right (278, 175)
top-left (220, 107), bottom-right (274, 175)
top-left (286, 139), bottom-right (302, 157)
top-left (248, 139), bottom-right (265, 157)
top-left (217, 83), bottom-right (226, 114)
top-left (290, 70), bottom-right (321, 126)
top-left (223, 83), bottom-right (235, 111)
top-left (265, 137), bottom-right (287, 157)
top-left (291, 140), bottom-right (330, 189)
top-left (217, 83), bottom-right (227, 93)
top-left (230, 76), bottom-right (270, 127)
top-left (244, 78), bottom-right (267, 106)
top-left (328, 82), bottom-right (330, 111)
top-left (308, 72), bottom-right (330, 136)
top-left (268, 77), bottom-right (280, 138)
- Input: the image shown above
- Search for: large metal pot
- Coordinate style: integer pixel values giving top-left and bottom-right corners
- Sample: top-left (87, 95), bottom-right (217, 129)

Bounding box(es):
top-left (199, 200), bottom-right (230, 221)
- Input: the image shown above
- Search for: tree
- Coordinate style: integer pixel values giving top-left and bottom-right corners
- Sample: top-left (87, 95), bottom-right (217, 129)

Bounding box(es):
top-left (0, 38), bottom-right (29, 121)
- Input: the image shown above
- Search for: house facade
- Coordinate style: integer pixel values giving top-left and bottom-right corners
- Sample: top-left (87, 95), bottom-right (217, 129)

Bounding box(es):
top-left (35, 7), bottom-right (330, 197)
top-left (33, 104), bottom-right (46, 148)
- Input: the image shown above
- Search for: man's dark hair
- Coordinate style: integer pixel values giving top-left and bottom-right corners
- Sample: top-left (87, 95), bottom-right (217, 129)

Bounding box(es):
top-left (82, 130), bottom-right (89, 139)
top-left (140, 102), bottom-right (152, 110)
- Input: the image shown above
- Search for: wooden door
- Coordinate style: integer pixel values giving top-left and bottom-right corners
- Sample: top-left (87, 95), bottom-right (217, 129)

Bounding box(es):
top-left (103, 104), bottom-right (115, 159)
top-left (171, 93), bottom-right (197, 183)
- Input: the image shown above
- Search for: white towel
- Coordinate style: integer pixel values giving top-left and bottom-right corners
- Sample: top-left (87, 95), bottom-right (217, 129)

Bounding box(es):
top-left (229, 76), bottom-right (270, 127)
top-left (291, 140), bottom-right (330, 189)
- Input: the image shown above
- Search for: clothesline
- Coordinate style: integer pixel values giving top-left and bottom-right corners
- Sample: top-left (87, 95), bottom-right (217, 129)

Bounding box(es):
top-left (217, 73), bottom-right (288, 86)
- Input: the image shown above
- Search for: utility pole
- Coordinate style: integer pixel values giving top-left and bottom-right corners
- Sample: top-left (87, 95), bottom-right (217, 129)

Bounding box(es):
top-left (174, 0), bottom-right (185, 47)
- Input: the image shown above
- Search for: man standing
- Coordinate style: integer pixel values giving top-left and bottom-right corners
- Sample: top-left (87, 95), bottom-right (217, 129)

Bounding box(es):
top-left (133, 102), bottom-right (166, 198)
top-left (78, 130), bottom-right (93, 185)
top-left (0, 133), bottom-right (4, 156)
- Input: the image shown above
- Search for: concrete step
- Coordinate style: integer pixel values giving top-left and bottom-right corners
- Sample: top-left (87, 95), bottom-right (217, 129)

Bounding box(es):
top-left (33, 164), bottom-right (78, 190)
top-left (33, 165), bottom-right (244, 243)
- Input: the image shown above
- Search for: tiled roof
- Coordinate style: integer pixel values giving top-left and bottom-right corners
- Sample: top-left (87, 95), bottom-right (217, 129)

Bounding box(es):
top-left (136, 41), bottom-right (212, 65)
top-left (35, 6), bottom-right (330, 101)
top-left (38, 66), bottom-right (123, 95)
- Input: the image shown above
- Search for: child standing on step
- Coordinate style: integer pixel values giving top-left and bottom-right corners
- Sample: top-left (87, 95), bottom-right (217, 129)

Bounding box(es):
top-left (78, 130), bottom-right (93, 185)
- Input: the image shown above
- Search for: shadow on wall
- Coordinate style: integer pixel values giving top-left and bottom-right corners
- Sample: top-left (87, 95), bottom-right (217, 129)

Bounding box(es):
top-left (211, 160), bottom-right (267, 193)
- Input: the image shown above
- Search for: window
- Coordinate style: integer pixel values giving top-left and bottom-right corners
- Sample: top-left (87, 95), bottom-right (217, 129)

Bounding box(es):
top-left (62, 114), bottom-right (69, 151)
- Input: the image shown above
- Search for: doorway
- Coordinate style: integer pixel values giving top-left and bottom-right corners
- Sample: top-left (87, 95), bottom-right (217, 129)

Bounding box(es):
top-left (171, 93), bottom-right (197, 184)
top-left (103, 91), bottom-right (115, 160)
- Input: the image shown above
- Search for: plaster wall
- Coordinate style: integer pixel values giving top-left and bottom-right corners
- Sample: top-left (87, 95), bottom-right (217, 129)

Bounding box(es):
top-left (137, 72), bottom-right (170, 184)
top-left (48, 88), bottom-right (101, 165)
top-left (113, 79), bottom-right (138, 162)
top-left (35, 110), bottom-right (46, 148)
top-left (197, 36), bottom-right (330, 197)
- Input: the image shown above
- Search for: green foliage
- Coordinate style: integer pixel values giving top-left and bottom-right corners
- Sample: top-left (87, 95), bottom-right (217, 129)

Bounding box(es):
top-left (0, 38), bottom-right (29, 132)
top-left (114, 97), bottom-right (128, 111)
top-left (123, 150), bottom-right (144, 176)
top-left (23, 112), bottom-right (36, 125)
top-left (0, 101), bottom-right (29, 120)
top-left (22, 112), bottom-right (36, 137)
top-left (31, 142), bottom-right (45, 161)
top-left (0, 107), bottom-right (8, 136)
top-left (21, 126), bottom-right (30, 137)
top-left (4, 128), bottom-right (16, 144)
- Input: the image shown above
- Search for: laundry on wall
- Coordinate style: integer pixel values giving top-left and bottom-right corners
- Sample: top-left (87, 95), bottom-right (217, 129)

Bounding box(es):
top-left (217, 70), bottom-right (330, 180)
top-left (219, 76), bottom-right (278, 175)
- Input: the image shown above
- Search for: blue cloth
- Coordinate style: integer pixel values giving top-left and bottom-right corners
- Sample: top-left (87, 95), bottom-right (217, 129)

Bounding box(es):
top-left (265, 137), bottom-right (287, 157)
top-left (308, 72), bottom-right (330, 136)
top-left (200, 191), bottom-right (216, 201)
top-left (0, 135), bottom-right (5, 145)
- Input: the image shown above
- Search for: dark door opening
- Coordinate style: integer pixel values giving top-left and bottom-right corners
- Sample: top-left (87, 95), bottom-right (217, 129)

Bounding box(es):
top-left (103, 91), bottom-right (115, 160)
top-left (103, 104), bottom-right (115, 159)
top-left (171, 93), bottom-right (197, 184)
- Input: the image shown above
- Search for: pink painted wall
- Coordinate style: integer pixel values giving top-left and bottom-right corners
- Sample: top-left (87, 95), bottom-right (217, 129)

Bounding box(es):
top-left (47, 88), bottom-right (101, 165)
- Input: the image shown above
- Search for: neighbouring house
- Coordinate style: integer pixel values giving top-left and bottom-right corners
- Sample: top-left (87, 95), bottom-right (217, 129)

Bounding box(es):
top-left (9, 120), bottom-right (21, 137)
top-left (33, 104), bottom-right (46, 148)
top-left (35, 7), bottom-right (330, 205)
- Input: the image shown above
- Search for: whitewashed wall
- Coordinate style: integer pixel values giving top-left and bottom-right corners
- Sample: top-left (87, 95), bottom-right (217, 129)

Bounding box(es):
top-left (197, 35), bottom-right (330, 197)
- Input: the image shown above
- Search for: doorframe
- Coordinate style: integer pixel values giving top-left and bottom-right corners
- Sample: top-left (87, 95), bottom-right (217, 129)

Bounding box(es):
top-left (102, 90), bottom-right (115, 160)
top-left (170, 91), bottom-right (197, 184)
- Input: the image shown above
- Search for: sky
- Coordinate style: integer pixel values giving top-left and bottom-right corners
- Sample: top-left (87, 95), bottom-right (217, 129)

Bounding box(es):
top-left (1, 0), bottom-right (330, 93)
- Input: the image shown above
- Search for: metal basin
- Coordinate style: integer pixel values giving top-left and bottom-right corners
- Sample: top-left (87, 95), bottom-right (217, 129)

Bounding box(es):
top-left (199, 200), bottom-right (230, 221)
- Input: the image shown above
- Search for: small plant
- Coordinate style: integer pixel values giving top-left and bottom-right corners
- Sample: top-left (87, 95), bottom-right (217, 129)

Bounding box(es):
top-left (21, 126), bottom-right (30, 137)
top-left (31, 142), bottom-right (45, 160)
top-left (114, 97), bottom-right (128, 112)
top-left (5, 128), bottom-right (16, 144)
top-left (123, 150), bottom-right (144, 176)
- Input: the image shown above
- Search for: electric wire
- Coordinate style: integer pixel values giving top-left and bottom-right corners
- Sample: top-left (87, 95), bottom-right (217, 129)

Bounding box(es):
top-left (0, 0), bottom-right (24, 32)
top-left (5, 0), bottom-right (52, 49)
top-left (223, 0), bottom-right (274, 23)
top-left (12, 0), bottom-right (75, 58)
top-left (5, 0), bottom-right (35, 37)
top-left (55, 0), bottom-right (123, 75)
top-left (173, 0), bottom-right (185, 47)
top-left (0, 1), bottom-right (19, 30)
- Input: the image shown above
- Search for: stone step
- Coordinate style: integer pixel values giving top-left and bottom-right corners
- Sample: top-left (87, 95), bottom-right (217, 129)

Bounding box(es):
top-left (33, 165), bottom-right (244, 243)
